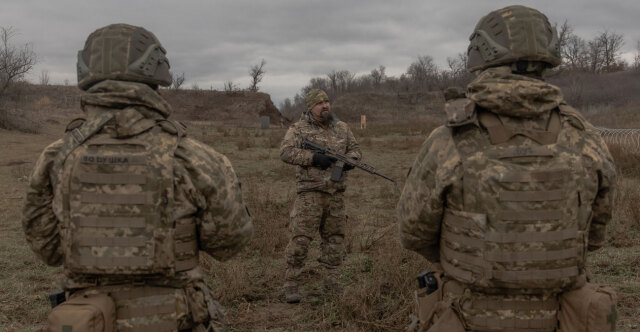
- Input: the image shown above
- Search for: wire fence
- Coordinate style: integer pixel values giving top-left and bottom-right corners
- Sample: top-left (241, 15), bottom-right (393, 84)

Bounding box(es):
top-left (597, 127), bottom-right (640, 151)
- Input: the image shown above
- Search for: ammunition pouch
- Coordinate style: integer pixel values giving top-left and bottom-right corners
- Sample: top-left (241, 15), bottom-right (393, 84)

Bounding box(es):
top-left (558, 283), bottom-right (618, 332)
top-left (47, 292), bottom-right (116, 332)
top-left (51, 282), bottom-right (226, 331)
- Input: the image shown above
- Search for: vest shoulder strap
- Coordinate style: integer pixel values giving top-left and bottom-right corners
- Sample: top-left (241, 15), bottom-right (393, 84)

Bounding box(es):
top-left (53, 112), bottom-right (114, 174)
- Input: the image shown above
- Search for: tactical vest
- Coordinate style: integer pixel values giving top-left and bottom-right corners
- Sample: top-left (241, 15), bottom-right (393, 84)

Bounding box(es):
top-left (441, 105), bottom-right (592, 294)
top-left (56, 113), bottom-right (198, 277)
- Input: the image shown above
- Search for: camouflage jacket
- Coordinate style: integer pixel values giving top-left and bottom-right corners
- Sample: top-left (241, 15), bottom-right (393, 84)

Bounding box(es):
top-left (22, 81), bottom-right (253, 288)
top-left (280, 112), bottom-right (361, 193)
top-left (397, 68), bottom-right (616, 262)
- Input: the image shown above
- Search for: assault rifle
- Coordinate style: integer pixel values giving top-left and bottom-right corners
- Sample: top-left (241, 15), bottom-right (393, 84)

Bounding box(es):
top-left (302, 139), bottom-right (395, 183)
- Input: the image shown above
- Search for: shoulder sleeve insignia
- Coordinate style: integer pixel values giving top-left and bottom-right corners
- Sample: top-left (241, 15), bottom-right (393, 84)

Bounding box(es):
top-left (64, 117), bottom-right (86, 132)
top-left (445, 98), bottom-right (477, 127)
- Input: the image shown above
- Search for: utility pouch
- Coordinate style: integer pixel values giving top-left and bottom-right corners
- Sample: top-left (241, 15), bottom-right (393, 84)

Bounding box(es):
top-left (558, 282), bottom-right (618, 332)
top-left (411, 270), bottom-right (444, 332)
top-left (47, 293), bottom-right (116, 332)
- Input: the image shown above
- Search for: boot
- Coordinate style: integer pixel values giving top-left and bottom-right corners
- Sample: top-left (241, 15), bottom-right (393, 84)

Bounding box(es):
top-left (284, 283), bottom-right (301, 304)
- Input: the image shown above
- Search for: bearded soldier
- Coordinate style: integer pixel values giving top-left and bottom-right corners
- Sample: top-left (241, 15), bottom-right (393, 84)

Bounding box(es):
top-left (22, 24), bottom-right (253, 331)
top-left (397, 6), bottom-right (617, 332)
top-left (280, 89), bottom-right (361, 304)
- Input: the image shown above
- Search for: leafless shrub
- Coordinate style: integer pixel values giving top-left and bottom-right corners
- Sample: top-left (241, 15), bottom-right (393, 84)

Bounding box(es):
top-left (224, 81), bottom-right (238, 93)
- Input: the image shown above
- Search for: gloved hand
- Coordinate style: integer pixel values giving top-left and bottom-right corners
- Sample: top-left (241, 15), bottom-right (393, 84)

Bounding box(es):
top-left (311, 153), bottom-right (336, 170)
top-left (343, 163), bottom-right (355, 171)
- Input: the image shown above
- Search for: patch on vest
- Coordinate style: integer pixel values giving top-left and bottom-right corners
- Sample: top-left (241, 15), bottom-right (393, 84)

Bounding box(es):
top-left (81, 155), bottom-right (146, 164)
top-left (445, 98), bottom-right (476, 127)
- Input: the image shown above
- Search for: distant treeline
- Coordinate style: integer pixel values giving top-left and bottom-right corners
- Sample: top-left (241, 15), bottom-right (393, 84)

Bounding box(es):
top-left (279, 20), bottom-right (640, 121)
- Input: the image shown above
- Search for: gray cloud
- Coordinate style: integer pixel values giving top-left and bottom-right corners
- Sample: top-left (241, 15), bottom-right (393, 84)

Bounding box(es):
top-left (2, 0), bottom-right (639, 105)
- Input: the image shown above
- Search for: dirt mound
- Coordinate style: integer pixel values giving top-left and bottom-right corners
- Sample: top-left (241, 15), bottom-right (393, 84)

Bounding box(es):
top-left (163, 89), bottom-right (288, 127)
top-left (0, 83), bottom-right (288, 131)
top-left (331, 91), bottom-right (445, 124)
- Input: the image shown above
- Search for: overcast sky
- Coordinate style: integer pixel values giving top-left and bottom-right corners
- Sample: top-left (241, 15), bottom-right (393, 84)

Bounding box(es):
top-left (2, 0), bottom-right (639, 105)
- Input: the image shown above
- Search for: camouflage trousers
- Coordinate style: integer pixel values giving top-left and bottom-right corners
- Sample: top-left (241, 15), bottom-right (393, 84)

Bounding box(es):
top-left (284, 191), bottom-right (346, 284)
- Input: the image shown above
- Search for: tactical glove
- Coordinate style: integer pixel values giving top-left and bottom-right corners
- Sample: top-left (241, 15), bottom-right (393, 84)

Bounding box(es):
top-left (343, 163), bottom-right (355, 171)
top-left (311, 153), bottom-right (336, 170)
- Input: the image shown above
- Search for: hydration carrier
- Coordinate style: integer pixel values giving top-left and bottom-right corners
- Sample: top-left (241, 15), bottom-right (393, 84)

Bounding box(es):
top-left (57, 114), bottom-right (198, 276)
top-left (441, 106), bottom-right (592, 293)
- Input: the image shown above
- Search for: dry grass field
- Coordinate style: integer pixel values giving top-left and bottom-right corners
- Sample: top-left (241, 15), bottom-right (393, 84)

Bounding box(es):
top-left (0, 89), bottom-right (639, 331)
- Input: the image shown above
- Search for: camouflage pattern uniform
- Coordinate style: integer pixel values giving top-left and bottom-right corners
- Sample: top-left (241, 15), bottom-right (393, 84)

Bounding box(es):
top-left (22, 24), bottom-right (252, 331)
top-left (397, 6), bottom-right (616, 332)
top-left (280, 89), bottom-right (361, 293)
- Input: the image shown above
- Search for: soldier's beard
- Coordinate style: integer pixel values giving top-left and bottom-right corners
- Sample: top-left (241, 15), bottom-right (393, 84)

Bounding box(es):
top-left (320, 109), bottom-right (332, 122)
top-left (312, 109), bottom-right (333, 124)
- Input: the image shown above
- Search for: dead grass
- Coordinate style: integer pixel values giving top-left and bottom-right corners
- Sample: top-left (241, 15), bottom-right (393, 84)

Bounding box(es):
top-left (0, 108), bottom-right (42, 134)
top-left (1, 113), bottom-right (639, 331)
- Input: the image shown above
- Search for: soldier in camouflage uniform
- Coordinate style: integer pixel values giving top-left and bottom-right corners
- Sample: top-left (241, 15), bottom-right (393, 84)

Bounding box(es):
top-left (22, 24), bottom-right (252, 331)
top-left (280, 89), bottom-right (361, 303)
top-left (397, 6), bottom-right (617, 332)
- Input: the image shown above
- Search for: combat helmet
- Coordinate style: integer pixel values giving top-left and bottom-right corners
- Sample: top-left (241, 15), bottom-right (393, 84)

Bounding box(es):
top-left (466, 5), bottom-right (561, 73)
top-left (77, 23), bottom-right (171, 90)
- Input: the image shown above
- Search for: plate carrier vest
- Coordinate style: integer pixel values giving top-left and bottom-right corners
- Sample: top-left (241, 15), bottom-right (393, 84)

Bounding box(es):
top-left (55, 112), bottom-right (198, 277)
top-left (441, 107), bottom-right (593, 294)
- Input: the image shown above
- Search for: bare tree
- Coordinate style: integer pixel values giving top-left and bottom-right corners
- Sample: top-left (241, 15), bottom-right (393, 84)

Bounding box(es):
top-left (370, 65), bottom-right (386, 87)
top-left (336, 70), bottom-right (354, 93)
top-left (563, 34), bottom-right (588, 71)
top-left (170, 71), bottom-right (185, 89)
top-left (327, 70), bottom-right (339, 94)
top-left (587, 37), bottom-right (605, 73)
top-left (248, 59), bottom-right (266, 92)
top-left (326, 69), bottom-right (354, 96)
top-left (0, 26), bottom-right (37, 97)
top-left (39, 69), bottom-right (50, 85)
top-left (446, 53), bottom-right (468, 76)
top-left (597, 30), bottom-right (625, 71)
top-left (407, 55), bottom-right (438, 91)
top-left (557, 20), bottom-right (573, 53)
top-left (308, 77), bottom-right (330, 92)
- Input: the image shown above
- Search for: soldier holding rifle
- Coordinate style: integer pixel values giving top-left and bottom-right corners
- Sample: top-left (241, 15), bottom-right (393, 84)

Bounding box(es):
top-left (279, 88), bottom-right (364, 304)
